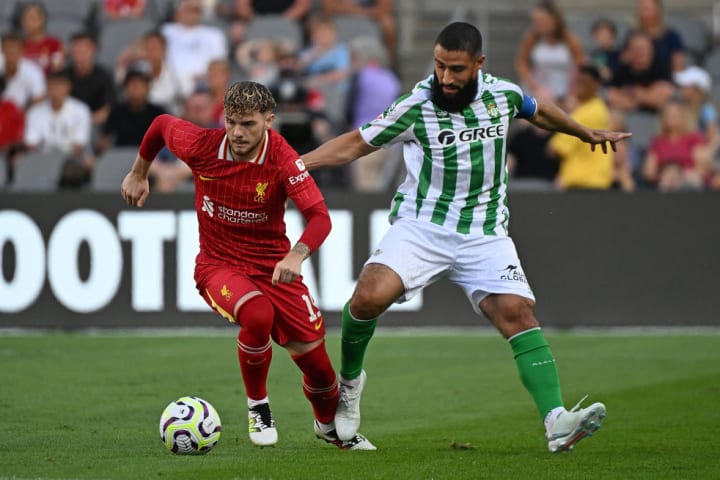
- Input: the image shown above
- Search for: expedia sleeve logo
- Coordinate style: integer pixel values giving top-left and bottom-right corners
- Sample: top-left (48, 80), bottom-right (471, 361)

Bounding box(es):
top-left (437, 125), bottom-right (506, 145)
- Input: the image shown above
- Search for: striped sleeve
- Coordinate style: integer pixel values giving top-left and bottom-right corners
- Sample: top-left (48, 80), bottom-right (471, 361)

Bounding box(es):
top-left (358, 91), bottom-right (425, 147)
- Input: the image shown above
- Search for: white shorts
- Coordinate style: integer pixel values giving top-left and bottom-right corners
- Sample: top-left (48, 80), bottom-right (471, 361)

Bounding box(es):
top-left (366, 218), bottom-right (535, 315)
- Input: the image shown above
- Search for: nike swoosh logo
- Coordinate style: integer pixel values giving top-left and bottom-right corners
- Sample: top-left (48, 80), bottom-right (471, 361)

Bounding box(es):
top-left (314, 319), bottom-right (324, 331)
top-left (199, 175), bottom-right (217, 181)
top-left (246, 359), bottom-right (266, 365)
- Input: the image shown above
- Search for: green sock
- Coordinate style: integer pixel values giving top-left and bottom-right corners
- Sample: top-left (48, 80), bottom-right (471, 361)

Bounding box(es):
top-left (340, 301), bottom-right (377, 380)
top-left (510, 328), bottom-right (564, 420)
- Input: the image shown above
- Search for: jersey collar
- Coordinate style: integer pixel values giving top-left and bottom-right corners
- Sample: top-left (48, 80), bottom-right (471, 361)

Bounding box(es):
top-left (217, 131), bottom-right (269, 164)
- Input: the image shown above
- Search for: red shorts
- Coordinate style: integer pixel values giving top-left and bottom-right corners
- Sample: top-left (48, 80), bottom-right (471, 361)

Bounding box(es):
top-left (195, 264), bottom-right (325, 346)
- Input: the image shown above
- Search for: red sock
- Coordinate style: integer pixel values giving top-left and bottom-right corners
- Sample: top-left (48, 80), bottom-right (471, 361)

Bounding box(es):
top-left (237, 295), bottom-right (274, 401)
top-left (292, 340), bottom-right (338, 424)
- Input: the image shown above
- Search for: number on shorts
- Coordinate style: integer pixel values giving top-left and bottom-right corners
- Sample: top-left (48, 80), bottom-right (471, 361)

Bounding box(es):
top-left (301, 294), bottom-right (319, 322)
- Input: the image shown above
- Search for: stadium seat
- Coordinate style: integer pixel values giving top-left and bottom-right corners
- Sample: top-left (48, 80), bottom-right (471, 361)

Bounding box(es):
top-left (0, 158), bottom-right (7, 188)
top-left (507, 178), bottom-right (556, 192)
top-left (245, 15), bottom-right (303, 49)
top-left (623, 110), bottom-right (658, 155)
top-left (666, 14), bottom-right (711, 63)
top-left (10, 151), bottom-right (67, 192)
top-left (98, 18), bottom-right (156, 68)
top-left (703, 49), bottom-right (720, 81)
top-left (46, 17), bottom-right (86, 42)
top-left (332, 15), bottom-right (382, 44)
top-left (43, 0), bottom-right (97, 20)
top-left (91, 147), bottom-right (138, 192)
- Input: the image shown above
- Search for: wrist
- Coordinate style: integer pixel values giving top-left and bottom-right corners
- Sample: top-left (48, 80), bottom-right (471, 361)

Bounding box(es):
top-left (290, 242), bottom-right (311, 260)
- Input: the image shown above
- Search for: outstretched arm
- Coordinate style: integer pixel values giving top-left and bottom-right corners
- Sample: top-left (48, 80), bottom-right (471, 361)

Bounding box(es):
top-left (302, 130), bottom-right (379, 170)
top-left (528, 100), bottom-right (632, 153)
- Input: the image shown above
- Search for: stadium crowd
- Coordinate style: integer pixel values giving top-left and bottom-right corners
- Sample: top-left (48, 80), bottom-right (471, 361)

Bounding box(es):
top-left (0, 0), bottom-right (718, 192)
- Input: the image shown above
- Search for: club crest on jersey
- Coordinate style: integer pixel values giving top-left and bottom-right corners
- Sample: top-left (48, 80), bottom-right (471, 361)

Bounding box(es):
top-left (221, 284), bottom-right (233, 301)
top-left (487, 102), bottom-right (500, 119)
top-left (254, 182), bottom-right (269, 203)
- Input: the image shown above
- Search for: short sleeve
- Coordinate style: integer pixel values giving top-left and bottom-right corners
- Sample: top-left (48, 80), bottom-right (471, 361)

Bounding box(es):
top-left (358, 92), bottom-right (422, 147)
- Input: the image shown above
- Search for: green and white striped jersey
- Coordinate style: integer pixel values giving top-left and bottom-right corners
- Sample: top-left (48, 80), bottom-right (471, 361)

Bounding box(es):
top-left (359, 72), bottom-right (532, 236)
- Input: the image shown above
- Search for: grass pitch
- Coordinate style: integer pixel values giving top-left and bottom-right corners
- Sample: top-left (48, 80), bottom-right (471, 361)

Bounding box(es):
top-left (0, 330), bottom-right (718, 480)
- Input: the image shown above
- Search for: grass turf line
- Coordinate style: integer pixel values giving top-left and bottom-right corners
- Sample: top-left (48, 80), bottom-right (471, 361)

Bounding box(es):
top-left (0, 333), bottom-right (717, 480)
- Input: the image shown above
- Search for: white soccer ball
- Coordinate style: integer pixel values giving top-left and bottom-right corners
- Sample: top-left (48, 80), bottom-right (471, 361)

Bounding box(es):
top-left (159, 396), bottom-right (222, 454)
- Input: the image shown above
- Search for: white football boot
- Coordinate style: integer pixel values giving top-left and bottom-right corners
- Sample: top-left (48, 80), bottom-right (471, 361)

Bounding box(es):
top-left (248, 402), bottom-right (277, 446)
top-left (546, 396), bottom-right (606, 453)
top-left (335, 369), bottom-right (366, 441)
top-left (314, 420), bottom-right (376, 450)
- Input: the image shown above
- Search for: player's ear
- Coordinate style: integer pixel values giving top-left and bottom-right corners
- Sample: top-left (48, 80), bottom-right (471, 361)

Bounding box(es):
top-left (475, 54), bottom-right (486, 71)
top-left (265, 113), bottom-right (275, 130)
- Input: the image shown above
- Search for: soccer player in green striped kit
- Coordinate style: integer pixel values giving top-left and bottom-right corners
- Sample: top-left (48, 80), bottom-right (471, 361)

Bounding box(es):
top-left (302, 22), bottom-right (631, 453)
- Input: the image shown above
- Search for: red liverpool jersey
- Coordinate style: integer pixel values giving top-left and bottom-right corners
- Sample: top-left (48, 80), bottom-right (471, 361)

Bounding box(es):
top-left (140, 115), bottom-right (324, 274)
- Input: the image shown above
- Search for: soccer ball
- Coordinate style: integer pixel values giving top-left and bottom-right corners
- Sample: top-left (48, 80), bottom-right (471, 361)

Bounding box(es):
top-left (159, 396), bottom-right (222, 454)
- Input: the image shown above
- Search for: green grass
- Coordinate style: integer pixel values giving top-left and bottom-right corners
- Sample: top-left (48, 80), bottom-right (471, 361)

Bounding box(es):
top-left (0, 331), bottom-right (718, 480)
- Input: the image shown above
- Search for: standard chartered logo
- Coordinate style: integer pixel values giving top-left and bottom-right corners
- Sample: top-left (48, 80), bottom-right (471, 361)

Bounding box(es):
top-left (437, 125), bottom-right (506, 145)
top-left (202, 194), bottom-right (267, 224)
top-left (202, 195), bottom-right (215, 217)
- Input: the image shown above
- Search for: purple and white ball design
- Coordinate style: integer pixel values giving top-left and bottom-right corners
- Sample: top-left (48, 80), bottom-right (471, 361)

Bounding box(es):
top-left (159, 396), bottom-right (222, 454)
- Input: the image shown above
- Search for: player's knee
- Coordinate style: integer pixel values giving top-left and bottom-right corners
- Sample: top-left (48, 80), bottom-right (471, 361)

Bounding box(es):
top-left (503, 297), bottom-right (537, 328)
top-left (237, 295), bottom-right (274, 336)
top-left (349, 289), bottom-right (385, 320)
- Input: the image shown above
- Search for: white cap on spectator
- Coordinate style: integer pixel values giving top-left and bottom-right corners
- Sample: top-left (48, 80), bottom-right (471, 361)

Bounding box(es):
top-left (674, 66), bottom-right (712, 93)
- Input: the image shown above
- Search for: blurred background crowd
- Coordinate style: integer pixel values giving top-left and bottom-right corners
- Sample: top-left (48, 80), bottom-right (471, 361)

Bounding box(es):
top-left (0, 0), bottom-right (719, 193)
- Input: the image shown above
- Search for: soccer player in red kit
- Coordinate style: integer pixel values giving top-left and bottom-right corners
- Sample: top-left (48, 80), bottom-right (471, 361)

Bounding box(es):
top-left (121, 81), bottom-right (375, 450)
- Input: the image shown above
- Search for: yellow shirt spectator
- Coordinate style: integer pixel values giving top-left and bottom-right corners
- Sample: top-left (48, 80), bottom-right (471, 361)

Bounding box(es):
top-left (548, 65), bottom-right (614, 189)
top-left (550, 96), bottom-right (613, 189)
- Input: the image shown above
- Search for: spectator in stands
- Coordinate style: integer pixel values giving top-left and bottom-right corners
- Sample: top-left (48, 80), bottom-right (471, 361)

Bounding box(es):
top-left (589, 18), bottom-right (621, 85)
top-left (549, 65), bottom-right (614, 190)
top-left (608, 109), bottom-right (637, 191)
top-left (116, 31), bottom-right (187, 115)
top-left (203, 59), bottom-right (233, 127)
top-left (0, 75), bottom-right (25, 184)
top-left (299, 15), bottom-right (351, 92)
top-left (23, 68), bottom-right (94, 187)
top-left (507, 124), bottom-right (558, 184)
top-left (0, 32), bottom-right (46, 109)
top-left (99, 67), bottom-right (165, 152)
top-left (320, 0), bottom-right (397, 64)
top-left (632, 0), bottom-right (685, 73)
top-left (67, 32), bottom-right (116, 127)
top-left (104, 0), bottom-right (147, 20)
top-left (161, 0), bottom-right (228, 97)
top-left (607, 31), bottom-right (674, 113)
top-left (235, 39), bottom-right (283, 86)
top-left (18, 2), bottom-right (65, 74)
top-left (216, 0), bottom-right (310, 20)
top-left (642, 99), bottom-right (712, 189)
top-left (345, 35), bottom-right (401, 191)
top-left (674, 66), bottom-right (719, 153)
top-left (514, 0), bottom-right (585, 106)
top-left (148, 89), bottom-right (215, 192)
top-left (269, 65), bottom-right (346, 188)
top-left (215, 0), bottom-right (310, 51)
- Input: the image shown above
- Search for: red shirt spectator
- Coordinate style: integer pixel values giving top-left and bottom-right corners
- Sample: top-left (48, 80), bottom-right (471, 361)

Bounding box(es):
top-left (0, 98), bottom-right (24, 150)
top-left (19, 2), bottom-right (65, 73)
top-left (104, 0), bottom-right (147, 19)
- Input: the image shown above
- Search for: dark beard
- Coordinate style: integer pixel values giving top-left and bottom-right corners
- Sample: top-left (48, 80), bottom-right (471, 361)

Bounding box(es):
top-left (431, 73), bottom-right (478, 113)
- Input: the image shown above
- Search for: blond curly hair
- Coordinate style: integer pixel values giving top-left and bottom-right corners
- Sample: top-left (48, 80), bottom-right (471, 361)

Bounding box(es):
top-left (223, 81), bottom-right (277, 117)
